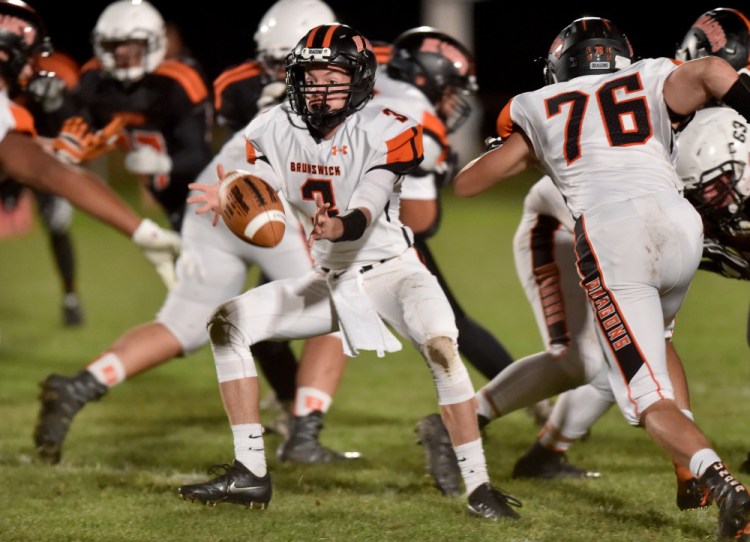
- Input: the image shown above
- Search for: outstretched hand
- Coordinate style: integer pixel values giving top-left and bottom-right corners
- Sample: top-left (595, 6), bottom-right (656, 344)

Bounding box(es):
top-left (187, 163), bottom-right (225, 226)
top-left (308, 192), bottom-right (332, 247)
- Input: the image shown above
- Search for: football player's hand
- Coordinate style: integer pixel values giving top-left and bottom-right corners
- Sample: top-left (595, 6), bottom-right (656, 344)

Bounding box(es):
top-left (701, 238), bottom-right (750, 280)
top-left (131, 218), bottom-right (181, 289)
top-left (308, 192), bottom-right (333, 246)
top-left (187, 163), bottom-right (223, 225)
top-left (53, 116), bottom-right (125, 164)
top-left (124, 145), bottom-right (172, 175)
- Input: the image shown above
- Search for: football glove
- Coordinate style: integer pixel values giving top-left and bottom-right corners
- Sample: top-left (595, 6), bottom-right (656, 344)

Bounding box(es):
top-left (53, 116), bottom-right (125, 164)
top-left (131, 218), bottom-right (181, 289)
top-left (124, 145), bottom-right (173, 175)
top-left (700, 238), bottom-right (750, 280)
top-left (484, 136), bottom-right (504, 152)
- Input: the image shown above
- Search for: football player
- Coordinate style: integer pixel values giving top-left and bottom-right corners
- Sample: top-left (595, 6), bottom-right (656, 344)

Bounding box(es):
top-left (33, 0), bottom-right (348, 466)
top-left (181, 23), bottom-right (521, 520)
top-left (451, 15), bottom-right (750, 539)
top-left (0, 1), bottom-right (179, 297)
top-left (1, 51), bottom-right (86, 326)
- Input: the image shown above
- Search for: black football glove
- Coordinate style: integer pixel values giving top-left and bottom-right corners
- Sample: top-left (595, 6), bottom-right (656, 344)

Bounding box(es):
top-left (700, 238), bottom-right (750, 280)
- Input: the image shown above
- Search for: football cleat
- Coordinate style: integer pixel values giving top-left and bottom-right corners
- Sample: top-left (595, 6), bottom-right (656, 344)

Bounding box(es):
top-left (276, 410), bottom-right (361, 464)
top-left (34, 370), bottom-right (107, 464)
top-left (675, 463), bottom-right (710, 511)
top-left (739, 452), bottom-right (750, 476)
top-left (414, 413), bottom-right (462, 496)
top-left (178, 460), bottom-right (272, 508)
top-left (512, 442), bottom-right (600, 480)
top-left (466, 482), bottom-right (522, 520)
top-left (62, 293), bottom-right (84, 327)
top-left (699, 461), bottom-right (750, 540)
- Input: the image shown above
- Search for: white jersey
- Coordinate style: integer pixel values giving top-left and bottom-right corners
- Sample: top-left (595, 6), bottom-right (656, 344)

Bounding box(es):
top-left (243, 101), bottom-right (423, 270)
top-left (0, 91), bottom-right (15, 141)
top-left (371, 68), bottom-right (447, 201)
top-left (505, 58), bottom-right (682, 218)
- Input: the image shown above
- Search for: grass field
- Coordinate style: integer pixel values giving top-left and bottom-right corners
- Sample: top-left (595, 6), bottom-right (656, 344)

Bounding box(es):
top-left (1, 171), bottom-right (749, 541)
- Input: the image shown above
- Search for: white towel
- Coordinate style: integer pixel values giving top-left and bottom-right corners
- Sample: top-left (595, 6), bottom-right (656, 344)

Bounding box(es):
top-left (326, 268), bottom-right (402, 357)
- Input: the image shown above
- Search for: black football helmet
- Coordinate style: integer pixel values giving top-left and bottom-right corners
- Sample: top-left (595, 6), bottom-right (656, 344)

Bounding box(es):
top-left (544, 17), bottom-right (634, 85)
top-left (675, 8), bottom-right (750, 71)
top-left (0, 0), bottom-right (51, 95)
top-left (285, 23), bottom-right (376, 134)
top-left (387, 26), bottom-right (477, 133)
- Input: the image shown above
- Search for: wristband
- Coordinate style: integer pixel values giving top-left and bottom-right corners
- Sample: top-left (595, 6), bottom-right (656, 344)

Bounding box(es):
top-left (333, 209), bottom-right (367, 242)
top-left (721, 76), bottom-right (750, 122)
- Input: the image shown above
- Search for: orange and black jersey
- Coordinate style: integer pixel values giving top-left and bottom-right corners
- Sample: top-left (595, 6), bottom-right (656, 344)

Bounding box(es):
top-left (74, 58), bottom-right (213, 230)
top-left (213, 60), bottom-right (272, 133)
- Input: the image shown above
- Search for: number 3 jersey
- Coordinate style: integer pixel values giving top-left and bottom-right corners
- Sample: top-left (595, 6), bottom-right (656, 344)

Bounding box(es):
top-left (243, 101), bottom-right (423, 270)
top-left (498, 57), bottom-right (683, 219)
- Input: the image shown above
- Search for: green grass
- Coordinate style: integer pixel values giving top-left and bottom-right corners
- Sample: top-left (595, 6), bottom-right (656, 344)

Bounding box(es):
top-left (1, 172), bottom-right (749, 541)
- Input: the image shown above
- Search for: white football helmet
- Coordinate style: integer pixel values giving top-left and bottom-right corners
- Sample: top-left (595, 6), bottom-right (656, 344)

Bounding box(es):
top-left (254, 0), bottom-right (336, 74)
top-left (676, 107), bottom-right (750, 219)
top-left (92, 0), bottom-right (166, 83)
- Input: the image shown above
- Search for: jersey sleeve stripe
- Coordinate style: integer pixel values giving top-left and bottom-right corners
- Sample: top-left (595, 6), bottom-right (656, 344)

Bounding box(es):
top-left (386, 125), bottom-right (423, 165)
top-left (9, 103), bottom-right (36, 137)
top-left (155, 60), bottom-right (208, 103)
top-left (496, 100), bottom-right (514, 138)
top-left (245, 139), bottom-right (257, 164)
top-left (213, 62), bottom-right (262, 110)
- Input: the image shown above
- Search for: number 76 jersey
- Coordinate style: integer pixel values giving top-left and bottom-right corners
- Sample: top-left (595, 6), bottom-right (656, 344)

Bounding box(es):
top-left (498, 57), bottom-right (683, 219)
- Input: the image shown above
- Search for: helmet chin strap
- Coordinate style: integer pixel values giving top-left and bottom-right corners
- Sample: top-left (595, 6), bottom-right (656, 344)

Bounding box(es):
top-left (306, 102), bottom-right (348, 138)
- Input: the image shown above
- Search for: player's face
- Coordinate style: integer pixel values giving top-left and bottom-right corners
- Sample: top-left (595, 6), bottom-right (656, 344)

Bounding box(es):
top-left (100, 39), bottom-right (147, 69)
top-left (303, 65), bottom-right (351, 113)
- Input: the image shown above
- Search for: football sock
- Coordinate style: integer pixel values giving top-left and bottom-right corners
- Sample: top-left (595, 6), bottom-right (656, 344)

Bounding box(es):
top-left (294, 386), bottom-right (332, 416)
top-left (454, 438), bottom-right (489, 495)
top-left (86, 352), bottom-right (125, 387)
top-left (689, 448), bottom-right (722, 478)
top-left (232, 423), bottom-right (267, 476)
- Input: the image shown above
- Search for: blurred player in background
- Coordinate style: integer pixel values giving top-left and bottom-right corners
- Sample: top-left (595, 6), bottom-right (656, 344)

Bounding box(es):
top-left (452, 14), bottom-right (750, 539)
top-left (33, 0), bottom-right (350, 467)
top-left (179, 23), bottom-right (522, 521)
top-left (1, 51), bottom-right (85, 326)
top-left (0, 0), bottom-right (180, 303)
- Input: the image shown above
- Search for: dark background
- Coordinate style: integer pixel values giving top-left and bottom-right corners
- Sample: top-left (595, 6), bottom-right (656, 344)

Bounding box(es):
top-left (30, 1), bottom-right (745, 133)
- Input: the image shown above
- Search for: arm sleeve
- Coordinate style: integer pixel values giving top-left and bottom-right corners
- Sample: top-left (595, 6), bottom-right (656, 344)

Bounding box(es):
top-left (349, 167), bottom-right (400, 219)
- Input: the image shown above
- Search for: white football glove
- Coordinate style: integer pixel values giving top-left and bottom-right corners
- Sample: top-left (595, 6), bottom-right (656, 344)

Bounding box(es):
top-left (124, 146), bottom-right (173, 175)
top-left (131, 218), bottom-right (181, 289)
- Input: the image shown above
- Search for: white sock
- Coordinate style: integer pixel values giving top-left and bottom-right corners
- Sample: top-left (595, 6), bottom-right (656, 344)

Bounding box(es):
top-left (689, 448), bottom-right (721, 478)
top-left (454, 438), bottom-right (489, 495)
top-left (475, 391), bottom-right (495, 421)
top-left (232, 423), bottom-right (267, 476)
top-left (86, 352), bottom-right (126, 387)
top-left (294, 386), bottom-right (332, 416)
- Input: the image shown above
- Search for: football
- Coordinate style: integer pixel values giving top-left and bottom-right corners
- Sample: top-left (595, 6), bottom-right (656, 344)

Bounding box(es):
top-left (218, 170), bottom-right (286, 247)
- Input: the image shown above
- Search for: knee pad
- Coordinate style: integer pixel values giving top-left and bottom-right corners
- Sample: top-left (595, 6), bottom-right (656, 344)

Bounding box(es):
top-left (208, 304), bottom-right (258, 383)
top-left (421, 336), bottom-right (474, 405)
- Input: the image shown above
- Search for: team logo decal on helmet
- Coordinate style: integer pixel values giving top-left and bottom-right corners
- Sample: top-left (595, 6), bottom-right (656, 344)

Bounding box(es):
top-left (544, 17), bottom-right (633, 85)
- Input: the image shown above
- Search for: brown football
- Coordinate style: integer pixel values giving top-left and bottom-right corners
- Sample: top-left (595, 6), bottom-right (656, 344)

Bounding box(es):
top-left (218, 170), bottom-right (286, 247)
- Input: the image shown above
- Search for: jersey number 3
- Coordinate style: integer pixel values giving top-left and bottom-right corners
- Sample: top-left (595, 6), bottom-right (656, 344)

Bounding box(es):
top-left (546, 73), bottom-right (651, 164)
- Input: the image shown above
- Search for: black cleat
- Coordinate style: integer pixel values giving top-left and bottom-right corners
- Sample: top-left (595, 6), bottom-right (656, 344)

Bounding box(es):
top-left (466, 482), bottom-right (522, 520)
top-left (740, 453), bottom-right (750, 476)
top-left (178, 460), bottom-right (272, 509)
top-left (675, 463), bottom-right (709, 511)
top-left (414, 413), bottom-right (462, 496)
top-left (512, 442), bottom-right (600, 480)
top-left (700, 461), bottom-right (750, 540)
top-left (62, 294), bottom-right (84, 327)
top-left (277, 411), bottom-right (361, 464)
top-left (34, 371), bottom-right (107, 464)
